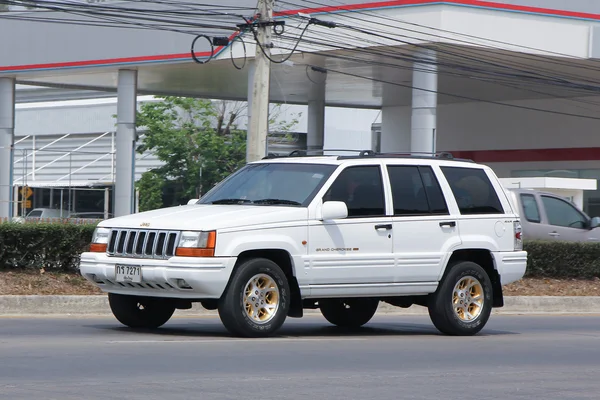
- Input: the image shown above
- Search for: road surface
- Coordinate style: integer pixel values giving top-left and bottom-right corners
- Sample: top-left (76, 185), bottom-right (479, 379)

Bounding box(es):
top-left (1, 314), bottom-right (599, 399)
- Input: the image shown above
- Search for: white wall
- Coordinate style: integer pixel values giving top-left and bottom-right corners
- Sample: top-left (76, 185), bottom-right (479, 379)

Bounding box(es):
top-left (437, 96), bottom-right (600, 152)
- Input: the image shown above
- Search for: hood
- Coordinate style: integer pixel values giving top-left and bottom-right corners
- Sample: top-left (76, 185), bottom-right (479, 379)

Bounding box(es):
top-left (98, 204), bottom-right (308, 231)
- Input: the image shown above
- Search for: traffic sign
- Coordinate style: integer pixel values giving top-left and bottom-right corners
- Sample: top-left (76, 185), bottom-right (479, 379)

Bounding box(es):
top-left (24, 200), bottom-right (31, 208)
top-left (20, 186), bottom-right (33, 199)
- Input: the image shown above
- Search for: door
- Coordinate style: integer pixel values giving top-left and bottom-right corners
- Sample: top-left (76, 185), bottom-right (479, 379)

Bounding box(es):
top-left (387, 165), bottom-right (462, 282)
top-left (540, 194), bottom-right (600, 242)
top-left (515, 192), bottom-right (553, 241)
top-left (307, 164), bottom-right (394, 285)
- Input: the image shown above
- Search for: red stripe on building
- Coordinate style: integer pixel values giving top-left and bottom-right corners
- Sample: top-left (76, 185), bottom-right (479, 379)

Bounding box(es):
top-left (2, 0), bottom-right (600, 72)
top-left (274, 0), bottom-right (600, 20)
top-left (452, 148), bottom-right (600, 163)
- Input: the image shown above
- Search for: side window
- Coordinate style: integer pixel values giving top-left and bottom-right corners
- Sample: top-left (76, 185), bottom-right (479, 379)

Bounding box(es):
top-left (324, 165), bottom-right (385, 217)
top-left (419, 166), bottom-right (449, 215)
top-left (541, 195), bottom-right (588, 229)
top-left (520, 194), bottom-right (541, 223)
top-left (387, 165), bottom-right (449, 216)
top-left (440, 166), bottom-right (504, 215)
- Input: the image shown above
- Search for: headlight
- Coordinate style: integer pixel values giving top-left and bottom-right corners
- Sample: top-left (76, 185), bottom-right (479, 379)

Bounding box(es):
top-left (92, 227), bottom-right (111, 244)
top-left (90, 227), bottom-right (111, 252)
top-left (176, 231), bottom-right (216, 257)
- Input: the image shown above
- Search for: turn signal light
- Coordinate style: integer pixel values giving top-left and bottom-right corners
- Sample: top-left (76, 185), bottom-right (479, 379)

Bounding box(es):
top-left (90, 243), bottom-right (107, 253)
top-left (175, 248), bottom-right (215, 257)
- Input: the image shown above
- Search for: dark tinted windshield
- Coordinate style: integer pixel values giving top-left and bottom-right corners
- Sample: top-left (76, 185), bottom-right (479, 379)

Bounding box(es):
top-left (199, 163), bottom-right (337, 206)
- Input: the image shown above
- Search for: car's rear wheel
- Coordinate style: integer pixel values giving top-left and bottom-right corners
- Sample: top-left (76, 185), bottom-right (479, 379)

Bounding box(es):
top-left (428, 261), bottom-right (493, 336)
top-left (218, 258), bottom-right (290, 337)
top-left (319, 298), bottom-right (379, 328)
top-left (108, 293), bottom-right (175, 329)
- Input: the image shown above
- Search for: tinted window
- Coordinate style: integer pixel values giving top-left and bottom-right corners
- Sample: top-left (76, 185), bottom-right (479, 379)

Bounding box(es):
top-left (199, 163), bottom-right (336, 206)
top-left (541, 195), bottom-right (587, 229)
top-left (387, 166), bottom-right (448, 216)
top-left (520, 194), bottom-right (540, 223)
top-left (419, 166), bottom-right (449, 214)
top-left (324, 165), bottom-right (385, 217)
top-left (440, 166), bottom-right (504, 215)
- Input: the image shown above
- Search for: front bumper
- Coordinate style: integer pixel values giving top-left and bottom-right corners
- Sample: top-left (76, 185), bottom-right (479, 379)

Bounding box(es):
top-left (492, 250), bottom-right (528, 285)
top-left (79, 252), bottom-right (237, 299)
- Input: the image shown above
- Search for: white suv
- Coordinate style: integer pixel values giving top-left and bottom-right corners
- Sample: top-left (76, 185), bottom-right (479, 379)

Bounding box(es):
top-left (80, 151), bottom-right (527, 337)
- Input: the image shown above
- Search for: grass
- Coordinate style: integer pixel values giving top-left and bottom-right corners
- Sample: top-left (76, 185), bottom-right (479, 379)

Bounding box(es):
top-left (0, 270), bottom-right (598, 296)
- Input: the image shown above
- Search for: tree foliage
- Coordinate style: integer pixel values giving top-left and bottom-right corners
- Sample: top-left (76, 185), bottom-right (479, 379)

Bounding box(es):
top-left (135, 96), bottom-right (299, 211)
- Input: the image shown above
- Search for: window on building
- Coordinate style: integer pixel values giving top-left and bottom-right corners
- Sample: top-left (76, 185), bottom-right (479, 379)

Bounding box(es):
top-left (541, 195), bottom-right (588, 229)
top-left (324, 165), bottom-right (385, 217)
top-left (520, 194), bottom-right (541, 223)
top-left (387, 165), bottom-right (448, 216)
top-left (441, 166), bottom-right (504, 215)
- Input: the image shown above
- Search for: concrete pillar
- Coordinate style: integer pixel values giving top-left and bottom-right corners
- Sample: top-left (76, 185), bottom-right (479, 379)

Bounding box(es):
top-left (307, 66), bottom-right (326, 153)
top-left (307, 91), bottom-right (325, 153)
top-left (0, 78), bottom-right (15, 220)
top-left (380, 105), bottom-right (411, 153)
top-left (246, 60), bottom-right (259, 154)
top-left (114, 69), bottom-right (137, 217)
top-left (411, 48), bottom-right (438, 155)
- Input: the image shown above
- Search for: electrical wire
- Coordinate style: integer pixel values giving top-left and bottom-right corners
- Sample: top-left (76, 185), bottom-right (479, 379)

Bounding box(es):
top-left (293, 61), bottom-right (600, 120)
top-left (276, 0), bottom-right (600, 85)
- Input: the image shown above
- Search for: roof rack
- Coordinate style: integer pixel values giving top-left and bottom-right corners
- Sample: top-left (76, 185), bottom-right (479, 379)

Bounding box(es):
top-left (261, 149), bottom-right (474, 162)
top-left (262, 149), bottom-right (373, 159)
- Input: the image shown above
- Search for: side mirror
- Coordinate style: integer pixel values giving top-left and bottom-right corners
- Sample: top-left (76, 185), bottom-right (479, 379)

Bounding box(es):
top-left (321, 201), bottom-right (348, 221)
top-left (187, 199), bottom-right (199, 205)
top-left (591, 217), bottom-right (600, 229)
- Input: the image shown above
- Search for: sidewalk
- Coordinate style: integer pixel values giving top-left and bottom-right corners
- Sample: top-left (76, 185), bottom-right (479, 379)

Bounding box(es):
top-left (0, 295), bottom-right (599, 316)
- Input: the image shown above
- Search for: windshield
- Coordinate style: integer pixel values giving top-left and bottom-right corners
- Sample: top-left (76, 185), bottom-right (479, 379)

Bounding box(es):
top-left (199, 162), bottom-right (337, 206)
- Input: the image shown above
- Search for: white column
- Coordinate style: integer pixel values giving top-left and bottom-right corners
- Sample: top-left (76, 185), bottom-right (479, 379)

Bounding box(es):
top-left (0, 78), bottom-right (15, 220)
top-left (307, 77), bottom-right (326, 153)
top-left (114, 69), bottom-right (137, 217)
top-left (411, 48), bottom-right (438, 155)
top-left (380, 105), bottom-right (411, 153)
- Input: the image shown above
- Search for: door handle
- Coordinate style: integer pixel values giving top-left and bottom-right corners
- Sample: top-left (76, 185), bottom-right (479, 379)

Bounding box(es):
top-left (375, 224), bottom-right (392, 230)
top-left (439, 221), bottom-right (456, 228)
top-left (549, 231), bottom-right (560, 237)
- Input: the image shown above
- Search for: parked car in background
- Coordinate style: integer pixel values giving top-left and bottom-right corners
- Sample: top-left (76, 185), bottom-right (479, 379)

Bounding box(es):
top-left (506, 188), bottom-right (600, 242)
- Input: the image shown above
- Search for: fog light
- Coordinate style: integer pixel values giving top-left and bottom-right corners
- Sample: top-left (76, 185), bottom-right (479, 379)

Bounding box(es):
top-left (176, 279), bottom-right (193, 289)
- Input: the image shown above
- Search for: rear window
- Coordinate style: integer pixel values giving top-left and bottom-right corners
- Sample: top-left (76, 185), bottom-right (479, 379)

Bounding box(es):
top-left (520, 194), bottom-right (541, 223)
top-left (440, 166), bottom-right (504, 215)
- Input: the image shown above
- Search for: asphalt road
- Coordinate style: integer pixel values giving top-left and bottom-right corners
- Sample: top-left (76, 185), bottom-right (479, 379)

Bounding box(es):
top-left (1, 314), bottom-right (599, 399)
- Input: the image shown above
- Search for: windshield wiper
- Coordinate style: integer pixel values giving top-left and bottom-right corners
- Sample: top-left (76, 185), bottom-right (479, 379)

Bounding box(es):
top-left (254, 199), bottom-right (302, 206)
top-left (211, 198), bottom-right (254, 205)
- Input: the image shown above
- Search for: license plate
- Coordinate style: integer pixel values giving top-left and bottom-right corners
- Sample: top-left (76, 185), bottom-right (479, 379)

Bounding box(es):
top-left (115, 265), bottom-right (142, 283)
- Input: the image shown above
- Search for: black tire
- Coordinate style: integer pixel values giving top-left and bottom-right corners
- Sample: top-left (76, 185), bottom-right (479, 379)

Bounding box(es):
top-left (108, 293), bottom-right (175, 329)
top-left (218, 258), bottom-right (290, 338)
top-left (319, 298), bottom-right (379, 328)
top-left (428, 261), bottom-right (493, 336)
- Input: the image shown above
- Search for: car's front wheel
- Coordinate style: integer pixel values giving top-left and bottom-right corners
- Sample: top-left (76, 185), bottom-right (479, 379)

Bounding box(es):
top-left (319, 298), bottom-right (379, 328)
top-left (108, 293), bottom-right (175, 329)
top-left (428, 261), bottom-right (493, 336)
top-left (218, 258), bottom-right (290, 337)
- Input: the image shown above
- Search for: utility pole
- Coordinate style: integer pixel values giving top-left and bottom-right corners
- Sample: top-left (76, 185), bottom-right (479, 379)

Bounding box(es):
top-left (246, 0), bottom-right (274, 162)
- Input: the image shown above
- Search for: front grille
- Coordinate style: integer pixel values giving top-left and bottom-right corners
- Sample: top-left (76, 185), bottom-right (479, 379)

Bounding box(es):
top-left (107, 229), bottom-right (180, 259)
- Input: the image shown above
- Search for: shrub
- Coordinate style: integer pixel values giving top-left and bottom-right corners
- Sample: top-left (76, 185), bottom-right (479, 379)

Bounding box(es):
top-left (0, 222), bottom-right (97, 271)
top-left (523, 240), bottom-right (600, 279)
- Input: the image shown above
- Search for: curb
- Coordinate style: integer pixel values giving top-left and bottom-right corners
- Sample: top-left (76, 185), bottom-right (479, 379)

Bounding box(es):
top-left (0, 295), bottom-right (599, 316)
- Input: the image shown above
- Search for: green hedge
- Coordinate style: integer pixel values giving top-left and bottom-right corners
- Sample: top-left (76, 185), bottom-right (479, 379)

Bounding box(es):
top-left (1, 223), bottom-right (600, 278)
top-left (523, 241), bottom-right (600, 279)
top-left (0, 223), bottom-right (97, 271)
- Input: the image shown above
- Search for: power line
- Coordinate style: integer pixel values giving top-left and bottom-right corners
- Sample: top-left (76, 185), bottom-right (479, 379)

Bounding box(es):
top-left (276, 0), bottom-right (600, 84)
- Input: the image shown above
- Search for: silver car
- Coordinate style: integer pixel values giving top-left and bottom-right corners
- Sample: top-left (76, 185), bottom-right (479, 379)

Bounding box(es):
top-left (506, 188), bottom-right (600, 242)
